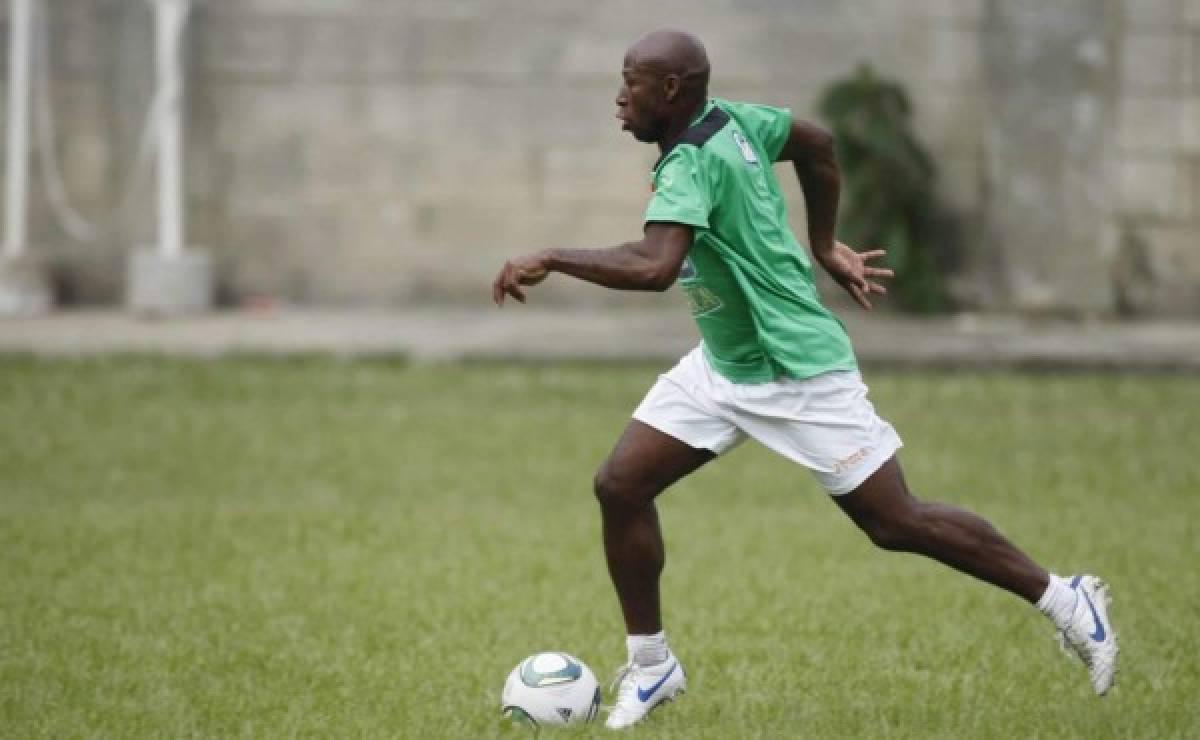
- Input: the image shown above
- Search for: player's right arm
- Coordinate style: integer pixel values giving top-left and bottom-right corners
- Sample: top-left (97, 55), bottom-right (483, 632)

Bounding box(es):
top-left (492, 222), bottom-right (692, 305)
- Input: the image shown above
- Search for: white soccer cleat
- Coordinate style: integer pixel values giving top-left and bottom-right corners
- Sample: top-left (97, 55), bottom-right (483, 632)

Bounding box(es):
top-left (1056, 574), bottom-right (1119, 696)
top-left (604, 651), bottom-right (687, 730)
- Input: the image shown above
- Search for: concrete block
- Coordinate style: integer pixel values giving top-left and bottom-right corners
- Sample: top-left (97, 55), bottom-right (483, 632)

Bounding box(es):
top-left (682, 17), bottom-right (773, 87)
top-left (540, 147), bottom-right (652, 207)
top-left (1121, 32), bottom-right (1183, 91)
top-left (208, 85), bottom-right (365, 151)
top-left (1117, 96), bottom-right (1185, 150)
top-left (58, 126), bottom-right (111, 204)
top-left (1186, 0), bottom-right (1200, 24)
top-left (302, 138), bottom-right (380, 197)
top-left (214, 210), bottom-right (299, 302)
top-left (1194, 31), bottom-right (1200, 91)
top-left (558, 35), bottom-right (630, 86)
top-left (407, 14), bottom-right (564, 83)
top-left (559, 11), bottom-right (766, 86)
top-left (413, 146), bottom-right (535, 206)
top-left (208, 0), bottom-right (378, 16)
top-left (281, 205), bottom-right (422, 305)
top-left (582, 0), bottom-right (731, 35)
top-left (912, 90), bottom-right (984, 157)
top-left (126, 249), bottom-right (215, 315)
top-left (196, 12), bottom-right (292, 80)
top-left (764, 27), bottom-right (875, 86)
top-left (1127, 0), bottom-right (1185, 28)
top-left (0, 256), bottom-right (53, 315)
top-left (528, 88), bottom-right (630, 148)
top-left (409, 202), bottom-right (546, 258)
top-left (1112, 223), bottom-right (1200, 316)
top-left (362, 17), bottom-right (412, 81)
top-left (1185, 97), bottom-right (1200, 152)
top-left (488, 0), bottom-right (589, 22)
top-left (292, 17), bottom-right (364, 82)
top-left (52, 10), bottom-right (109, 79)
top-left (1114, 156), bottom-right (1193, 219)
top-left (926, 26), bottom-right (983, 84)
top-left (905, 0), bottom-right (985, 22)
top-left (982, 0), bottom-right (1119, 314)
top-left (936, 155), bottom-right (984, 212)
top-left (216, 132), bottom-right (305, 209)
top-left (388, 86), bottom-right (529, 147)
top-left (1149, 223), bottom-right (1200, 280)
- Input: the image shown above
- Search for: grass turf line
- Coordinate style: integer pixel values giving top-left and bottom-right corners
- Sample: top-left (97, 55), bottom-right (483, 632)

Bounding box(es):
top-left (0, 356), bottom-right (1197, 738)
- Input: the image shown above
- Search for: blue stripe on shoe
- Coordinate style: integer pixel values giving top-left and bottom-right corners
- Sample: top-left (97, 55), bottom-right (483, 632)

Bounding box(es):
top-left (636, 662), bottom-right (678, 703)
top-left (1080, 589), bottom-right (1107, 641)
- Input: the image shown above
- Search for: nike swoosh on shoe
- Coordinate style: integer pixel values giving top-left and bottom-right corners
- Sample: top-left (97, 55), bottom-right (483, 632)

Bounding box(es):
top-left (1070, 575), bottom-right (1107, 642)
top-left (636, 662), bottom-right (678, 702)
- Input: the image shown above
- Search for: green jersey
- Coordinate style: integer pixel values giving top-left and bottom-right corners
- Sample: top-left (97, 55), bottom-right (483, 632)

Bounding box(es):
top-left (644, 98), bottom-right (857, 384)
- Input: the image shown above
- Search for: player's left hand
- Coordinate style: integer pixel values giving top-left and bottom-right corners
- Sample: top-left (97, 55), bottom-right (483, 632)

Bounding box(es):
top-left (819, 241), bottom-right (892, 311)
top-left (492, 253), bottom-right (550, 305)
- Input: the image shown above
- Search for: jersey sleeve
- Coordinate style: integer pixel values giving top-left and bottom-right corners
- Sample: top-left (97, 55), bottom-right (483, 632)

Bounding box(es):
top-left (643, 149), bottom-right (712, 230)
top-left (723, 100), bottom-right (793, 162)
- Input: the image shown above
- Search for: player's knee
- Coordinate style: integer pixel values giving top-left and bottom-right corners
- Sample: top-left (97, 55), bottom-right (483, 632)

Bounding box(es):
top-left (860, 511), bottom-right (926, 552)
top-left (593, 465), bottom-right (654, 510)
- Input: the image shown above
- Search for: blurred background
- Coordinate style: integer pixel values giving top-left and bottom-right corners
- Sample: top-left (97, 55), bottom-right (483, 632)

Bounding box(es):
top-left (1, 0), bottom-right (1197, 323)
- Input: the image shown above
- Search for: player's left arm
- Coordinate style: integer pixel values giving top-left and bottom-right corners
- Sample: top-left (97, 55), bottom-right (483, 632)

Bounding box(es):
top-left (776, 118), bottom-right (892, 310)
top-left (492, 222), bottom-right (693, 305)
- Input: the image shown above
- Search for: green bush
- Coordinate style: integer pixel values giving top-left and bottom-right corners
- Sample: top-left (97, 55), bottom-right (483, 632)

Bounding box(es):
top-left (818, 64), bottom-right (951, 312)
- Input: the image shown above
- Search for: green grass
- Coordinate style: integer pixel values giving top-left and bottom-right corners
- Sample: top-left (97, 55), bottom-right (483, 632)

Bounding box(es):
top-left (0, 356), bottom-right (1197, 738)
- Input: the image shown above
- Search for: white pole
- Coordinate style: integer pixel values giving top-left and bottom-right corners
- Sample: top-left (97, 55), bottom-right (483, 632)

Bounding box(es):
top-left (4, 0), bottom-right (34, 258)
top-left (152, 0), bottom-right (190, 259)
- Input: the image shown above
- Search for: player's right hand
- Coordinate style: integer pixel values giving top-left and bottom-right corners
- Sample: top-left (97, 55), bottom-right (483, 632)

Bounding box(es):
top-left (492, 253), bottom-right (550, 305)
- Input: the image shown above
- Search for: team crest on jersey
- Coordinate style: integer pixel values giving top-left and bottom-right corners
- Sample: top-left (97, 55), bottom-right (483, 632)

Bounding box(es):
top-left (731, 130), bottom-right (759, 165)
top-left (677, 256), bottom-right (721, 316)
top-left (682, 284), bottom-right (723, 316)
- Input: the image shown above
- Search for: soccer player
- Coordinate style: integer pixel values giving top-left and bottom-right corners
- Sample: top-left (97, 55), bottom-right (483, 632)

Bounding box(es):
top-left (492, 29), bottom-right (1118, 729)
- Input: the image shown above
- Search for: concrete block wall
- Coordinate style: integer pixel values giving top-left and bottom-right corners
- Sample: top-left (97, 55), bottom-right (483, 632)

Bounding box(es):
top-left (1, 0), bottom-right (1196, 315)
top-left (1110, 0), bottom-right (1200, 315)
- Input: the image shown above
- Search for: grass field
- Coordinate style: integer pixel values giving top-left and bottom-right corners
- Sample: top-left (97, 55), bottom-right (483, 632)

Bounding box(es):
top-left (1, 355), bottom-right (1197, 738)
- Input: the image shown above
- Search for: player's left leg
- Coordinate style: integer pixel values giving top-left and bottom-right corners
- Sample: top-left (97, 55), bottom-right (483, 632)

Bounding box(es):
top-left (835, 456), bottom-right (1047, 601)
top-left (835, 456), bottom-right (1118, 695)
top-left (724, 367), bottom-right (1117, 695)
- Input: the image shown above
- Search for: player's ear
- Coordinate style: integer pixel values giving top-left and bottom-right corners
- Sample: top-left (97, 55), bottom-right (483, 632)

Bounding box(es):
top-left (662, 74), bottom-right (681, 102)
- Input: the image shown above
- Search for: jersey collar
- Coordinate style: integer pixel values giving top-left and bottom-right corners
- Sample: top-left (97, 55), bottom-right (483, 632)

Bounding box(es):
top-left (653, 100), bottom-right (729, 171)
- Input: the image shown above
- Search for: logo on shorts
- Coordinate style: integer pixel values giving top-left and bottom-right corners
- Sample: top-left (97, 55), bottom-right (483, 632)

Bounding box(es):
top-left (834, 447), bottom-right (872, 474)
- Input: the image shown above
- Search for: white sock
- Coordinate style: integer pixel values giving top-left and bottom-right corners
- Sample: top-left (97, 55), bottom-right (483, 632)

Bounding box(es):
top-left (626, 631), bottom-right (669, 667)
top-left (1036, 574), bottom-right (1078, 630)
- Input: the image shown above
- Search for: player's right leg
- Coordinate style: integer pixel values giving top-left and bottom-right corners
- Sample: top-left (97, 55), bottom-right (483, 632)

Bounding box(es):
top-left (594, 420), bottom-right (710, 730)
top-left (594, 420), bottom-right (715, 636)
top-left (597, 348), bottom-right (743, 729)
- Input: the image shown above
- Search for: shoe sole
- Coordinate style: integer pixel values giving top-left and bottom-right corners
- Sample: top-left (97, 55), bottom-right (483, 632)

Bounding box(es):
top-left (604, 686), bottom-right (686, 729)
top-left (1088, 578), bottom-right (1118, 696)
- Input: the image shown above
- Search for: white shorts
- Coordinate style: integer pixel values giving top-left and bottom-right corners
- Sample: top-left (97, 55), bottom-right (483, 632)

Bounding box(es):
top-left (633, 346), bottom-right (903, 495)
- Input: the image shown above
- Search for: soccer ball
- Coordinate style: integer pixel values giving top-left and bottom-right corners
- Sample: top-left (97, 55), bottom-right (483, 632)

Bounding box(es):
top-left (501, 652), bottom-right (601, 727)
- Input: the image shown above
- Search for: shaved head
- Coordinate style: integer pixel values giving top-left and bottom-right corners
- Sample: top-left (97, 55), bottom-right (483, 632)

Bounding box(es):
top-left (625, 29), bottom-right (710, 99)
top-left (616, 29), bottom-right (711, 144)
